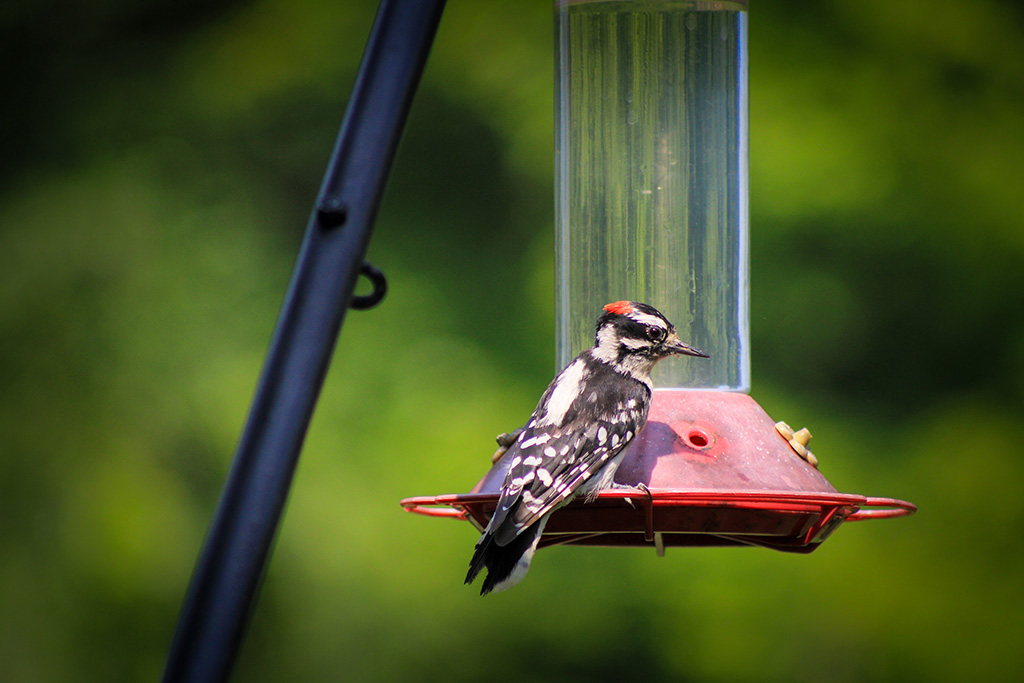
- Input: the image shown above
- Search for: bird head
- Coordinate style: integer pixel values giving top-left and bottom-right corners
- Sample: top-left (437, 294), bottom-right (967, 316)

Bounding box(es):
top-left (593, 301), bottom-right (709, 376)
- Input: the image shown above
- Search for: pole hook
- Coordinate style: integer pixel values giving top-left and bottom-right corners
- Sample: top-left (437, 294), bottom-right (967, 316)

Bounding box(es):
top-left (351, 261), bottom-right (387, 310)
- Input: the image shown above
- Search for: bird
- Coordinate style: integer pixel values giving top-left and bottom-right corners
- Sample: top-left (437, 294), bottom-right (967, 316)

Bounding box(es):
top-left (465, 301), bottom-right (709, 595)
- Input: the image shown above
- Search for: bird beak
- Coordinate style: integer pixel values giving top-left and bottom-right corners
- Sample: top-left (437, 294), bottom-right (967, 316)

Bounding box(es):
top-left (665, 332), bottom-right (710, 358)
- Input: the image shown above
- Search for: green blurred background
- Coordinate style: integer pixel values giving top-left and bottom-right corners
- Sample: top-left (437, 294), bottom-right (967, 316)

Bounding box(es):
top-left (2, 0), bottom-right (1022, 680)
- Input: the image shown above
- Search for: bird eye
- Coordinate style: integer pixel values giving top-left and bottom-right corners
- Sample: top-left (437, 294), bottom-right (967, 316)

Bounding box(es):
top-left (647, 326), bottom-right (667, 342)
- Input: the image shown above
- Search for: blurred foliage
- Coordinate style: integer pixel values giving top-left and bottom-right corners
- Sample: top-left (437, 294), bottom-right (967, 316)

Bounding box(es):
top-left (2, 0), bottom-right (1023, 681)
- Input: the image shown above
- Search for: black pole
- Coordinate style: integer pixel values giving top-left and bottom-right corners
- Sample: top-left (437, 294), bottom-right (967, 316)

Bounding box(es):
top-left (162, 1), bottom-right (446, 680)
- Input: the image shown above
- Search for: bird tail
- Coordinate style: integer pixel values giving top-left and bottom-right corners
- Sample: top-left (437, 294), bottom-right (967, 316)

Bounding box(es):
top-left (465, 517), bottom-right (548, 596)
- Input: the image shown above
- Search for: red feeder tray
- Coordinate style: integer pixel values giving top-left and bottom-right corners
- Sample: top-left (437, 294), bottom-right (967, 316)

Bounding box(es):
top-left (401, 391), bottom-right (915, 554)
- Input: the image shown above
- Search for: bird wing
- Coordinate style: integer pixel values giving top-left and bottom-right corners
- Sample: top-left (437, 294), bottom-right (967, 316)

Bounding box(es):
top-left (488, 417), bottom-right (633, 547)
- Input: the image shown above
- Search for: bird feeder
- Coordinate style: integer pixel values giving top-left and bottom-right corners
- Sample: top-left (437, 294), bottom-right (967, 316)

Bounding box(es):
top-left (402, 0), bottom-right (913, 554)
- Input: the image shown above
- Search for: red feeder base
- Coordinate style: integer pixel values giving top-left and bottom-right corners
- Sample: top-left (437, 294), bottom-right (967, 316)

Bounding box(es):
top-left (401, 391), bottom-right (915, 554)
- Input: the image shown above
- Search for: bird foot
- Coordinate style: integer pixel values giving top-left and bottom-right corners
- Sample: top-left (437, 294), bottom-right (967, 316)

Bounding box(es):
top-left (611, 481), bottom-right (651, 509)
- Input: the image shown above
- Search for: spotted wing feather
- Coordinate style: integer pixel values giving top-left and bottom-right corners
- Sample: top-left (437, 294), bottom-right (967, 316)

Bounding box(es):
top-left (490, 419), bottom-right (635, 546)
top-left (486, 356), bottom-right (650, 546)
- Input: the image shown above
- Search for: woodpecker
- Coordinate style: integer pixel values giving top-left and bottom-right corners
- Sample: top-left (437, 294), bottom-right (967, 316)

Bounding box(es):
top-left (465, 301), bottom-right (708, 595)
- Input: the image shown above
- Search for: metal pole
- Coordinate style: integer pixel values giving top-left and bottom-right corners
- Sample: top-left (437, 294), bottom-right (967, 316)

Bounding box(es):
top-left (162, 1), bottom-right (446, 680)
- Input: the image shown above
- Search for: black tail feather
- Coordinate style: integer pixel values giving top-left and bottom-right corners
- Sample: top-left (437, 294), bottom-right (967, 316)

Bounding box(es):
top-left (465, 524), bottom-right (542, 596)
top-left (464, 534), bottom-right (492, 587)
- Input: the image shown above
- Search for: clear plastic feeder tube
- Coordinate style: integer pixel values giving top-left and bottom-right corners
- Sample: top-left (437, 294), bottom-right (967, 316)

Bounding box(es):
top-left (555, 0), bottom-right (749, 390)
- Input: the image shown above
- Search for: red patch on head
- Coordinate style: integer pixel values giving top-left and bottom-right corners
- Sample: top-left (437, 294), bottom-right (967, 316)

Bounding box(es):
top-left (603, 301), bottom-right (634, 316)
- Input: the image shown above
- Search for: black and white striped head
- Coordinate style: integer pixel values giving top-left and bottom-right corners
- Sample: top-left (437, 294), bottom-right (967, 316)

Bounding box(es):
top-left (592, 301), bottom-right (709, 378)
